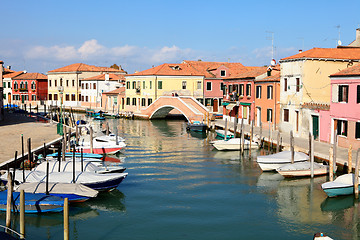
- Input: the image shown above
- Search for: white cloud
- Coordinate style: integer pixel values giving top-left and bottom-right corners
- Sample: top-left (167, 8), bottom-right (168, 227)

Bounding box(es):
top-left (78, 39), bottom-right (106, 59)
top-left (26, 45), bottom-right (77, 61)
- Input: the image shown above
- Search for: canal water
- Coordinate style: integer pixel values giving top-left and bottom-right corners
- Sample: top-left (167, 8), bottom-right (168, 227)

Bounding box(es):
top-left (1, 119), bottom-right (359, 239)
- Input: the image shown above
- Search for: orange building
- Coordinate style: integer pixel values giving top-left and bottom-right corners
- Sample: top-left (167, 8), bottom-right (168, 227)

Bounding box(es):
top-left (254, 66), bottom-right (280, 130)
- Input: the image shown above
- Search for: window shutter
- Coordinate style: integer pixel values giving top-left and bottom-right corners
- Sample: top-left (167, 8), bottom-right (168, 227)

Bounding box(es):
top-left (332, 84), bottom-right (338, 102)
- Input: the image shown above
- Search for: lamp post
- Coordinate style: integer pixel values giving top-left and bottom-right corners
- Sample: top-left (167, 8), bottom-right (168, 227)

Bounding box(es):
top-left (58, 86), bottom-right (64, 135)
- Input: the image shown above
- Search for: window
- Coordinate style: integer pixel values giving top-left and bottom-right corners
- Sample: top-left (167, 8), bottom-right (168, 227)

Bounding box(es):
top-left (71, 94), bottom-right (75, 101)
top-left (54, 94), bottom-right (58, 101)
top-left (81, 95), bottom-right (84, 101)
top-left (66, 80), bottom-right (69, 87)
top-left (206, 82), bottom-right (212, 91)
top-left (93, 83), bottom-right (96, 89)
top-left (66, 94), bottom-right (70, 101)
top-left (284, 78), bottom-right (287, 92)
top-left (141, 98), bottom-right (146, 106)
top-left (132, 81), bottom-right (136, 89)
top-left (132, 98), bottom-right (137, 106)
top-left (356, 122), bottom-right (360, 139)
top-left (239, 84), bottom-right (244, 96)
top-left (197, 81), bottom-right (202, 90)
top-left (283, 109), bottom-right (289, 122)
top-left (20, 81), bottom-right (24, 89)
top-left (148, 98), bottom-right (153, 106)
top-left (246, 84), bottom-right (251, 96)
top-left (256, 86), bottom-right (261, 99)
top-left (14, 82), bottom-right (18, 90)
top-left (86, 83), bottom-right (89, 89)
top-left (143, 81), bottom-right (145, 89)
top-left (24, 82), bottom-right (28, 90)
top-left (267, 109), bottom-right (273, 122)
top-left (60, 78), bottom-right (63, 87)
top-left (81, 83), bottom-right (84, 89)
top-left (8, 82), bottom-right (10, 88)
top-left (72, 80), bottom-right (75, 87)
top-left (182, 81), bottom-right (187, 90)
top-left (3, 82), bottom-right (5, 88)
top-left (267, 86), bottom-right (273, 99)
top-left (126, 97), bottom-right (130, 105)
top-left (158, 81), bottom-right (163, 89)
top-left (357, 85), bottom-right (360, 104)
top-left (126, 82), bottom-right (130, 89)
top-left (31, 81), bottom-right (36, 90)
top-left (48, 80), bottom-right (51, 87)
top-left (242, 106), bottom-right (248, 119)
top-left (32, 95), bottom-right (36, 101)
top-left (48, 94), bottom-right (52, 100)
top-left (338, 85), bottom-right (349, 103)
top-left (85, 96), bottom-right (88, 102)
top-left (337, 120), bottom-right (348, 136)
top-left (296, 78), bottom-right (300, 92)
top-left (220, 70), bottom-right (226, 77)
top-left (149, 81), bottom-right (152, 89)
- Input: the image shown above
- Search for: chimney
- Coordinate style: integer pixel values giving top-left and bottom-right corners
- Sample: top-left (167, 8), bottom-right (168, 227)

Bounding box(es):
top-left (105, 73), bottom-right (109, 81)
top-left (348, 28), bottom-right (360, 47)
top-left (7, 66), bottom-right (11, 70)
top-left (299, 49), bottom-right (302, 53)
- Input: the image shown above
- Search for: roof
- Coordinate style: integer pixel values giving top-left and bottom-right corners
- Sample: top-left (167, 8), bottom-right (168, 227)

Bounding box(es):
top-left (225, 66), bottom-right (268, 79)
top-left (48, 63), bottom-right (126, 73)
top-left (81, 73), bottom-right (125, 81)
top-left (13, 72), bottom-right (47, 80)
top-left (281, 48), bottom-right (360, 61)
top-left (103, 87), bottom-right (125, 95)
top-left (330, 63), bottom-right (360, 77)
top-left (127, 63), bottom-right (204, 76)
top-left (255, 69), bottom-right (280, 82)
top-left (183, 60), bottom-right (248, 78)
top-left (3, 71), bottom-right (25, 79)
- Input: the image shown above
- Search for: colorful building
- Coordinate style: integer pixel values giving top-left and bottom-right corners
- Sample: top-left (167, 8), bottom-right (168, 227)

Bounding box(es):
top-left (47, 63), bottom-right (126, 107)
top-left (254, 66), bottom-right (281, 130)
top-left (80, 73), bottom-right (125, 109)
top-left (279, 47), bottom-right (360, 140)
top-left (125, 63), bottom-right (204, 112)
top-left (12, 72), bottom-right (48, 106)
top-left (2, 68), bottom-right (24, 105)
top-left (327, 63), bottom-right (360, 148)
top-left (101, 87), bottom-right (126, 113)
top-left (222, 67), bottom-right (268, 124)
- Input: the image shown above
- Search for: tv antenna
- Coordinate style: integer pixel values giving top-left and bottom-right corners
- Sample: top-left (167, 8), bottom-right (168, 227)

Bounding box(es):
top-left (266, 31), bottom-right (275, 64)
top-left (335, 25), bottom-right (342, 46)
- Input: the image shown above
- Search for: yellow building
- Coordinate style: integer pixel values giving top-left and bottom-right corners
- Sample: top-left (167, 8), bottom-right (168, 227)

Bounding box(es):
top-left (125, 63), bottom-right (204, 112)
top-left (279, 47), bottom-right (360, 140)
top-left (47, 63), bottom-right (125, 107)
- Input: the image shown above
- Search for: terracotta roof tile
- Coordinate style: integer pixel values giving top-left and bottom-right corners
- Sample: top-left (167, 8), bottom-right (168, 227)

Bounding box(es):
top-left (255, 69), bottom-right (280, 82)
top-left (103, 87), bottom-right (125, 95)
top-left (3, 71), bottom-right (25, 79)
top-left (127, 63), bottom-right (204, 76)
top-left (330, 63), bottom-right (360, 77)
top-left (48, 63), bottom-right (125, 73)
top-left (225, 67), bottom-right (268, 79)
top-left (13, 72), bottom-right (47, 80)
top-left (281, 47), bottom-right (360, 61)
top-left (81, 73), bottom-right (125, 81)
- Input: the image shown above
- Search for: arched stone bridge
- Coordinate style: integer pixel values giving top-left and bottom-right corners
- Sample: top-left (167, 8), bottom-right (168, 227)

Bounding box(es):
top-left (140, 96), bottom-right (209, 123)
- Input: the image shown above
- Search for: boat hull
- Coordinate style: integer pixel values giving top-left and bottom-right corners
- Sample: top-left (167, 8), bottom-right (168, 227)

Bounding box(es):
top-left (257, 160), bottom-right (308, 171)
top-left (186, 123), bottom-right (208, 132)
top-left (322, 186), bottom-right (355, 197)
top-left (277, 168), bottom-right (328, 177)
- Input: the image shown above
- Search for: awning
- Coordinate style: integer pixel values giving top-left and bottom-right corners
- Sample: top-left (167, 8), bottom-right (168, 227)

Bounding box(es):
top-left (226, 103), bottom-right (236, 110)
top-left (222, 102), bottom-right (230, 106)
top-left (240, 102), bottom-right (251, 106)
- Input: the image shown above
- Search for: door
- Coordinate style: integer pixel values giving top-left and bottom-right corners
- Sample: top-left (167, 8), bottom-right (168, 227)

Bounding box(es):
top-left (256, 107), bottom-right (261, 127)
top-left (8, 93), bottom-right (11, 104)
top-left (213, 99), bottom-right (218, 112)
top-left (21, 95), bottom-right (25, 104)
top-left (312, 115), bottom-right (319, 140)
top-left (295, 111), bottom-right (299, 132)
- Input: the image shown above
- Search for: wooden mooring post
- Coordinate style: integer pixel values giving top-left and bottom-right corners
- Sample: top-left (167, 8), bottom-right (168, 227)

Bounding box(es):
top-left (329, 146), bottom-right (334, 182)
top-left (90, 126), bottom-right (94, 154)
top-left (354, 149), bottom-right (360, 199)
top-left (6, 172), bottom-right (13, 231)
top-left (276, 131), bottom-right (280, 152)
top-left (20, 190), bottom-right (25, 239)
top-left (309, 132), bottom-right (314, 178)
top-left (64, 198), bottom-right (69, 240)
top-left (249, 120), bottom-right (253, 155)
top-left (290, 130), bottom-right (294, 164)
top-left (348, 145), bottom-right (353, 174)
top-left (224, 119), bottom-right (228, 141)
top-left (241, 119), bottom-right (244, 154)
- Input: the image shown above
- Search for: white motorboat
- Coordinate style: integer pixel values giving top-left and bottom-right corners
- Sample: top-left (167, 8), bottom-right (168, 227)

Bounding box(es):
top-left (276, 161), bottom-right (330, 178)
top-left (211, 138), bottom-right (259, 151)
top-left (78, 139), bottom-right (126, 154)
top-left (321, 173), bottom-right (359, 197)
top-left (256, 151), bottom-right (309, 171)
top-left (215, 129), bottom-right (234, 139)
top-left (34, 160), bottom-right (126, 174)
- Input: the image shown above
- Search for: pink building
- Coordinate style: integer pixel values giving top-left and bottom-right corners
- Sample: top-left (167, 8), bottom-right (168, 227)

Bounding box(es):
top-left (328, 64), bottom-right (360, 148)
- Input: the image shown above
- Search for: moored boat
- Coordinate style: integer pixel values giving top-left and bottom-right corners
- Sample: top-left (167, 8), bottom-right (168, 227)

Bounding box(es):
top-left (215, 129), bottom-right (234, 139)
top-left (276, 161), bottom-right (330, 178)
top-left (186, 121), bottom-right (208, 132)
top-left (211, 138), bottom-right (259, 151)
top-left (321, 173), bottom-right (358, 197)
top-left (0, 191), bottom-right (64, 213)
top-left (256, 151), bottom-right (309, 171)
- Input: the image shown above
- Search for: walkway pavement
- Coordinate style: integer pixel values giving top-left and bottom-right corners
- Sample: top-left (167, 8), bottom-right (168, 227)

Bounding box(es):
top-left (213, 119), bottom-right (357, 168)
top-left (0, 110), bottom-right (61, 167)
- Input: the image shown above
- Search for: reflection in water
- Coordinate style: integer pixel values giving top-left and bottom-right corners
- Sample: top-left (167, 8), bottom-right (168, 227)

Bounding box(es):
top-left (83, 189), bottom-right (126, 212)
top-left (321, 195), bottom-right (357, 212)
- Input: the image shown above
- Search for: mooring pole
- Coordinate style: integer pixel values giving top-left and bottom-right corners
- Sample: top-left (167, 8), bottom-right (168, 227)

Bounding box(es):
top-left (64, 198), bottom-right (69, 240)
top-left (6, 172), bottom-right (13, 231)
top-left (348, 145), bottom-right (353, 174)
top-left (224, 119), bottom-right (228, 141)
top-left (354, 149), bottom-right (360, 199)
top-left (20, 190), bottom-right (25, 239)
top-left (290, 130), bottom-right (294, 164)
top-left (329, 146), bottom-right (334, 182)
top-left (309, 132), bottom-right (314, 178)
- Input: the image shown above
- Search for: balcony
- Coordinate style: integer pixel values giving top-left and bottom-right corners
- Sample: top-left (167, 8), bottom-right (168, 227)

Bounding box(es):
top-left (19, 88), bottom-right (28, 92)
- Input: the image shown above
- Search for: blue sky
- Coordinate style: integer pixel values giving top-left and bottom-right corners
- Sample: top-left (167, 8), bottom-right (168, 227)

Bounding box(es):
top-left (1, 0), bottom-right (360, 74)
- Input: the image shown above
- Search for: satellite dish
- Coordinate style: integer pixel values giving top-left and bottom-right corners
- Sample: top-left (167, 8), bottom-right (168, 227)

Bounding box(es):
top-left (270, 59), bottom-right (276, 66)
top-left (338, 40), bottom-right (342, 46)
